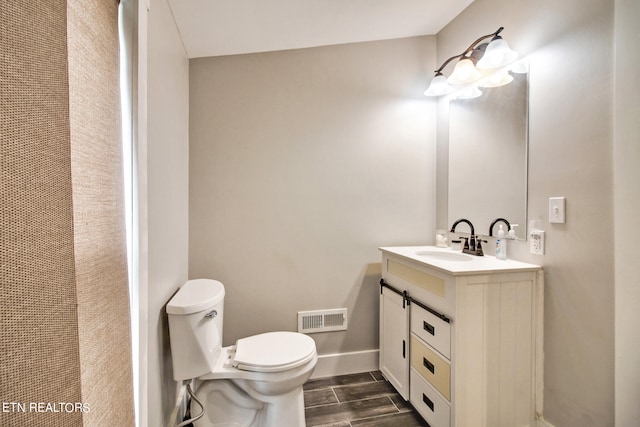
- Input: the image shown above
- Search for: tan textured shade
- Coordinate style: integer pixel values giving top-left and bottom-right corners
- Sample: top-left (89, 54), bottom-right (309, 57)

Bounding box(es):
top-left (1, 1), bottom-right (134, 425)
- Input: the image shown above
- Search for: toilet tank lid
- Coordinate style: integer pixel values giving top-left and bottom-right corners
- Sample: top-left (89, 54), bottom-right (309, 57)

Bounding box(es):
top-left (166, 279), bottom-right (225, 315)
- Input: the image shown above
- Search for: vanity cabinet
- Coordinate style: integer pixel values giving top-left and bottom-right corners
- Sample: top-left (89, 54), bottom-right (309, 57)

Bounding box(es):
top-left (379, 285), bottom-right (410, 399)
top-left (379, 246), bottom-right (544, 427)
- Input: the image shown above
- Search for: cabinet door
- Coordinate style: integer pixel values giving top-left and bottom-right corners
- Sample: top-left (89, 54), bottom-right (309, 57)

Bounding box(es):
top-left (379, 286), bottom-right (410, 399)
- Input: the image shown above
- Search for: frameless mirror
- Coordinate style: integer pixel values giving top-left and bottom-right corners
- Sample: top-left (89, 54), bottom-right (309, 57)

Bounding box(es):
top-left (448, 71), bottom-right (528, 239)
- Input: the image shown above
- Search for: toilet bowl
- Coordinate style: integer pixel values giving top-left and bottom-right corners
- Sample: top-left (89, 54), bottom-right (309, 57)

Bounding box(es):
top-left (167, 279), bottom-right (317, 427)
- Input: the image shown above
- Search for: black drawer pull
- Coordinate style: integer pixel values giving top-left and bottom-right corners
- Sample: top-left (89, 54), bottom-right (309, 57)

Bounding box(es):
top-left (423, 320), bottom-right (435, 336)
top-left (422, 393), bottom-right (434, 411)
top-left (423, 357), bottom-right (435, 374)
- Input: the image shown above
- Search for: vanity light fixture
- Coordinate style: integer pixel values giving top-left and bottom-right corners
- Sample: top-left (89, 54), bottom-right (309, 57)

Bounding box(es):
top-left (448, 58), bottom-right (481, 85)
top-left (424, 27), bottom-right (519, 99)
top-left (455, 84), bottom-right (483, 100)
top-left (478, 69), bottom-right (513, 88)
top-left (476, 33), bottom-right (518, 69)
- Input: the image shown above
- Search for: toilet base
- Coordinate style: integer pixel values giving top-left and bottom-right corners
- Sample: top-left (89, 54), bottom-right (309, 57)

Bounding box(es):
top-left (193, 379), bottom-right (307, 427)
top-left (239, 382), bottom-right (306, 427)
top-left (193, 380), bottom-right (262, 427)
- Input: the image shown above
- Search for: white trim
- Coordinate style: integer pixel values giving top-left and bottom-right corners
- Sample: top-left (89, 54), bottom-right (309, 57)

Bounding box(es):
top-left (134, 1), bottom-right (149, 426)
top-left (168, 384), bottom-right (187, 427)
top-left (311, 349), bottom-right (379, 379)
top-left (118, 2), bottom-right (147, 426)
top-left (536, 270), bottom-right (545, 419)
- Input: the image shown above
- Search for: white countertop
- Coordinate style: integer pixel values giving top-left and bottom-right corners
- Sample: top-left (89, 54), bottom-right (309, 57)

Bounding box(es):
top-left (379, 245), bottom-right (542, 275)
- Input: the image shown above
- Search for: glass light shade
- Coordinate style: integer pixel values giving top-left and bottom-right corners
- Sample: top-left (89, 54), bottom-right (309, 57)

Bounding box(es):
top-left (476, 38), bottom-right (518, 69)
top-left (447, 59), bottom-right (481, 85)
top-left (510, 59), bottom-right (529, 74)
top-left (478, 71), bottom-right (513, 88)
top-left (424, 75), bottom-right (454, 96)
top-left (456, 85), bottom-right (482, 100)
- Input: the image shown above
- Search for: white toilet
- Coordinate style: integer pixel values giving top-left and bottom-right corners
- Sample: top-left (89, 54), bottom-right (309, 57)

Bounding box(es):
top-left (166, 279), bottom-right (317, 427)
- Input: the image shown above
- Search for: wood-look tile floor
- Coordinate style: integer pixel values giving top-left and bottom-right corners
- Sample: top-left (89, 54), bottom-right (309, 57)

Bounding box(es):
top-left (303, 371), bottom-right (428, 427)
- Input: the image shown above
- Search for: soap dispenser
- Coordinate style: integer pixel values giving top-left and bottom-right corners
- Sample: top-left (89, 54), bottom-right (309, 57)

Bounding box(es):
top-left (496, 224), bottom-right (507, 260)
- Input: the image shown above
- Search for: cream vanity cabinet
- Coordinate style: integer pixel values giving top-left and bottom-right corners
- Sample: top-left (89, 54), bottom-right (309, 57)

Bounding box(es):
top-left (379, 282), bottom-right (410, 399)
top-left (379, 246), bottom-right (544, 427)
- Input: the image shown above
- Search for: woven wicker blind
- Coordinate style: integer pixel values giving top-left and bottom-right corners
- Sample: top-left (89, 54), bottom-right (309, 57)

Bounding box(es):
top-left (1, 1), bottom-right (134, 425)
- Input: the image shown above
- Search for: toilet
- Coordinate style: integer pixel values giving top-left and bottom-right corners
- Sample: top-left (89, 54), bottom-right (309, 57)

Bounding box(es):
top-left (166, 279), bottom-right (317, 427)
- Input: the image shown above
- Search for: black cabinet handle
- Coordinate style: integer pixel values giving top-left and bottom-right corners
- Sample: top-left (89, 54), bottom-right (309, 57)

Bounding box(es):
top-left (422, 393), bottom-right (434, 411)
top-left (402, 340), bottom-right (406, 359)
top-left (423, 357), bottom-right (435, 374)
top-left (423, 320), bottom-right (435, 336)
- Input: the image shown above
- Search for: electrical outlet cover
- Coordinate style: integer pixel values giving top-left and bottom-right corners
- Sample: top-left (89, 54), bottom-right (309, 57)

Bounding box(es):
top-left (530, 230), bottom-right (545, 255)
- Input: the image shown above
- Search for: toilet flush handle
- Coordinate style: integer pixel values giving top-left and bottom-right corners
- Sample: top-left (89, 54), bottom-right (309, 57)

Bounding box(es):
top-left (204, 310), bottom-right (218, 319)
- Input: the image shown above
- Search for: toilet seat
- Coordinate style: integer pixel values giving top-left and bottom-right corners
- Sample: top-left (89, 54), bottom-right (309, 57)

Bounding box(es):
top-left (233, 331), bottom-right (316, 373)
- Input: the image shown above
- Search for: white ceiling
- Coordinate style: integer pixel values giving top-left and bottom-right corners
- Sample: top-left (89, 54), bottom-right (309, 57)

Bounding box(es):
top-left (167, 0), bottom-right (474, 58)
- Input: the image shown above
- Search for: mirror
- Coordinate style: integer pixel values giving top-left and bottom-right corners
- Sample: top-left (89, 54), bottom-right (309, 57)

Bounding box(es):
top-left (448, 72), bottom-right (528, 239)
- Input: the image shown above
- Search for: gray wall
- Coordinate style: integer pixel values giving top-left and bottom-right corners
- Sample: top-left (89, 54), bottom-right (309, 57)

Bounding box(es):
top-left (189, 36), bottom-right (437, 355)
top-left (151, 0), bottom-right (640, 425)
top-left (146, 0), bottom-right (190, 424)
top-left (614, 0), bottom-right (640, 424)
top-left (437, 0), bottom-right (616, 425)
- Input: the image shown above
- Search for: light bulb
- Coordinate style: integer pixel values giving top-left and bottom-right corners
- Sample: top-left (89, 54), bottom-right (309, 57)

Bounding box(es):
top-left (447, 59), bottom-right (481, 85)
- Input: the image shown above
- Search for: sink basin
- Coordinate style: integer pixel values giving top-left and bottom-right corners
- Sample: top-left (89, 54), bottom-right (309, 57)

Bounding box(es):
top-left (415, 250), bottom-right (473, 262)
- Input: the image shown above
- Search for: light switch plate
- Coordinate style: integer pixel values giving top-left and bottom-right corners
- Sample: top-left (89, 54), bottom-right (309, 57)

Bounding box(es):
top-left (549, 197), bottom-right (566, 223)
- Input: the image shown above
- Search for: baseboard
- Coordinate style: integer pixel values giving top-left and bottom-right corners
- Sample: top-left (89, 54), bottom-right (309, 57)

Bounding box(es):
top-left (311, 349), bottom-right (379, 379)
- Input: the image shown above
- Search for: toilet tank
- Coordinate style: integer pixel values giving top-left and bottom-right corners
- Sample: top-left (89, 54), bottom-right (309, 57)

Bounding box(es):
top-left (166, 279), bottom-right (225, 381)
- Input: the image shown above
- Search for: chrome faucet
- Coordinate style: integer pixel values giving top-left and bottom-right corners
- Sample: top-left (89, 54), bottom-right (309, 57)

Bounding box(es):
top-left (450, 218), bottom-right (481, 255)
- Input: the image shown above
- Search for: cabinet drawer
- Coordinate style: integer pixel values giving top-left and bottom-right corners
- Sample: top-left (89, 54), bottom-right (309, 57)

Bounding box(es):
top-left (411, 302), bottom-right (451, 360)
top-left (387, 259), bottom-right (446, 298)
top-left (411, 335), bottom-right (451, 401)
top-left (410, 368), bottom-right (451, 427)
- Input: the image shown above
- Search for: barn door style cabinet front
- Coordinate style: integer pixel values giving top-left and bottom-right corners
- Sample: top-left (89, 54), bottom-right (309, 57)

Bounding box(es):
top-left (379, 283), bottom-right (410, 399)
top-left (379, 246), bottom-right (544, 427)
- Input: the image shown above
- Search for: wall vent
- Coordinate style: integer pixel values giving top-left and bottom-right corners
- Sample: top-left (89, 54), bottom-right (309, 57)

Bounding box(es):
top-left (298, 308), bottom-right (348, 333)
